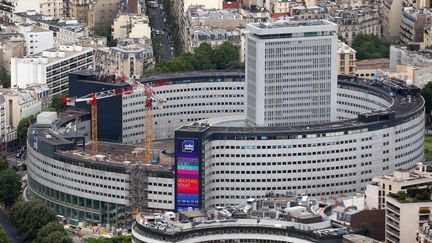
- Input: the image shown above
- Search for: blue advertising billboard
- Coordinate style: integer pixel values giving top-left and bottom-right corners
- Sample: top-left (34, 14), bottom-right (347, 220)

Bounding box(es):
top-left (175, 138), bottom-right (201, 211)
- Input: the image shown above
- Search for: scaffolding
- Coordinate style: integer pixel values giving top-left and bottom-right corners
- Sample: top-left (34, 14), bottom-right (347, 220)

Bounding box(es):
top-left (127, 162), bottom-right (148, 214)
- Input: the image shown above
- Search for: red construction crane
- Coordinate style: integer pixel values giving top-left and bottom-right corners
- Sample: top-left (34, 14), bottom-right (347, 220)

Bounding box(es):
top-left (63, 75), bottom-right (165, 163)
top-left (119, 75), bottom-right (165, 163)
top-left (62, 86), bottom-right (134, 154)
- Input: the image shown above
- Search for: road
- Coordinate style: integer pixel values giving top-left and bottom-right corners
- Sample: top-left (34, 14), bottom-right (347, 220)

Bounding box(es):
top-left (147, 2), bottom-right (174, 59)
top-left (0, 206), bottom-right (23, 243)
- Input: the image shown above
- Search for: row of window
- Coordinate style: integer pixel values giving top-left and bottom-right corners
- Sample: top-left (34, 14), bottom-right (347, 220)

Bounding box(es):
top-left (209, 156), bottom-right (357, 167)
top-left (209, 164), bottom-right (357, 175)
top-left (211, 147), bottom-right (357, 158)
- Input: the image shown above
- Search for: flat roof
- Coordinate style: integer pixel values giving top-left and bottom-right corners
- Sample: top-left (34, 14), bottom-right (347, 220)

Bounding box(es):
top-left (179, 77), bottom-right (424, 135)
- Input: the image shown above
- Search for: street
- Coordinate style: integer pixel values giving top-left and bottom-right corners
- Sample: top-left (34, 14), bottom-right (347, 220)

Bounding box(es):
top-left (0, 206), bottom-right (23, 243)
top-left (147, 2), bottom-right (174, 59)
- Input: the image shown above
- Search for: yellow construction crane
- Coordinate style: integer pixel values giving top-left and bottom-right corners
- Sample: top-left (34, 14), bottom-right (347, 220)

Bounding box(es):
top-left (62, 86), bottom-right (134, 154)
top-left (120, 76), bottom-right (165, 163)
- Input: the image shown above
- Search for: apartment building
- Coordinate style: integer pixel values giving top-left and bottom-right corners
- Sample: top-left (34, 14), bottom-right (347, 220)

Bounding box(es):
top-left (17, 24), bottom-right (54, 56)
top-left (328, 6), bottom-right (381, 45)
top-left (365, 166), bottom-right (432, 210)
top-left (11, 45), bottom-right (94, 97)
top-left (39, 0), bottom-right (64, 19)
top-left (14, 11), bottom-right (89, 45)
top-left (112, 14), bottom-right (151, 40)
top-left (0, 33), bottom-right (25, 72)
top-left (337, 40), bottom-right (357, 75)
top-left (385, 191), bottom-right (432, 243)
top-left (400, 7), bottom-right (432, 43)
top-left (389, 44), bottom-right (432, 88)
top-left (184, 6), bottom-right (250, 55)
top-left (88, 0), bottom-right (121, 31)
top-left (246, 20), bottom-right (338, 127)
top-left (71, 0), bottom-right (90, 24)
top-left (382, 0), bottom-right (403, 41)
top-left (95, 38), bottom-right (154, 78)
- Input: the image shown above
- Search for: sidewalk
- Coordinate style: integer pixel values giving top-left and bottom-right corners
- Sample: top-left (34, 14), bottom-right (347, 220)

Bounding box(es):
top-left (0, 206), bottom-right (23, 243)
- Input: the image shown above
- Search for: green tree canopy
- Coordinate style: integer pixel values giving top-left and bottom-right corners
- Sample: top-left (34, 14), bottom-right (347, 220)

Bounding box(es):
top-left (0, 226), bottom-right (11, 243)
top-left (50, 93), bottom-right (68, 111)
top-left (0, 65), bottom-right (10, 88)
top-left (352, 34), bottom-right (389, 60)
top-left (0, 169), bottom-right (21, 207)
top-left (150, 42), bottom-right (243, 74)
top-left (0, 153), bottom-right (8, 171)
top-left (10, 200), bottom-right (57, 242)
top-left (39, 231), bottom-right (73, 243)
top-left (34, 221), bottom-right (67, 243)
top-left (88, 235), bottom-right (132, 243)
top-left (17, 115), bottom-right (36, 144)
top-left (93, 25), bottom-right (116, 47)
top-left (422, 82), bottom-right (432, 116)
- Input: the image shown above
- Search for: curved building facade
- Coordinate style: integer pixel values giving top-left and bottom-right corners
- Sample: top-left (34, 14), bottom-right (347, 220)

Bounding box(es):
top-left (26, 72), bottom-right (425, 226)
top-left (174, 77), bottom-right (425, 210)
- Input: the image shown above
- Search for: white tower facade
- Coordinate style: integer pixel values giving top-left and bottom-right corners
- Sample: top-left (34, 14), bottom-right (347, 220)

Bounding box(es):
top-left (246, 20), bottom-right (338, 127)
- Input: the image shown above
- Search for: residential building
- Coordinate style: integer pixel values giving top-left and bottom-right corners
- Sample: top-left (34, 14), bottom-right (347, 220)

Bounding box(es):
top-left (2, 87), bottom-right (47, 129)
top-left (11, 45), bottom-right (94, 97)
top-left (337, 40), bottom-right (357, 75)
top-left (385, 189), bottom-right (432, 243)
top-left (417, 221), bottom-right (432, 243)
top-left (424, 25), bottom-right (432, 47)
top-left (39, 0), bottom-right (64, 19)
top-left (245, 20), bottom-right (338, 126)
top-left (382, 0), bottom-right (403, 41)
top-left (328, 5), bottom-right (381, 45)
top-left (0, 33), bottom-right (25, 72)
top-left (128, 0), bottom-right (139, 13)
top-left (112, 14), bottom-right (151, 40)
top-left (88, 0), bottom-right (121, 31)
top-left (95, 38), bottom-right (154, 78)
top-left (17, 24), bottom-right (54, 55)
top-left (0, 0), bottom-right (64, 19)
top-left (71, 0), bottom-right (90, 24)
top-left (389, 44), bottom-right (432, 88)
top-left (365, 165), bottom-right (432, 210)
top-left (77, 35), bottom-right (107, 48)
top-left (183, 6), bottom-right (252, 60)
top-left (400, 7), bottom-right (432, 43)
top-left (355, 58), bottom-right (390, 78)
top-left (14, 11), bottom-right (89, 45)
top-left (175, 0), bottom-right (223, 47)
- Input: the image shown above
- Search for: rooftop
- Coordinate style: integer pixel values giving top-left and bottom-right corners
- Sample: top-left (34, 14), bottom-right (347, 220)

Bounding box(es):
top-left (253, 19), bottom-right (334, 29)
top-left (16, 12), bottom-right (88, 33)
top-left (18, 45), bottom-right (93, 63)
top-left (180, 76), bottom-right (423, 135)
top-left (388, 188), bottom-right (432, 203)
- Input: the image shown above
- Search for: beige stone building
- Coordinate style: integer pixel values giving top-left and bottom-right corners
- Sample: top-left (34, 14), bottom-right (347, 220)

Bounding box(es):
top-left (400, 7), bottom-right (432, 43)
top-left (112, 14), bottom-right (151, 40)
top-left (337, 41), bottom-right (356, 75)
top-left (0, 33), bottom-right (25, 72)
top-left (39, 0), bottom-right (64, 19)
top-left (382, 0), bottom-right (403, 41)
top-left (71, 0), bottom-right (90, 24)
top-left (385, 192), bottom-right (432, 243)
top-left (95, 38), bottom-right (154, 78)
top-left (328, 6), bottom-right (381, 45)
top-left (88, 0), bottom-right (121, 31)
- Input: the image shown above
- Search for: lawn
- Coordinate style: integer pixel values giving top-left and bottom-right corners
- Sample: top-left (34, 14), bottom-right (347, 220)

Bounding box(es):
top-left (425, 134), bottom-right (432, 161)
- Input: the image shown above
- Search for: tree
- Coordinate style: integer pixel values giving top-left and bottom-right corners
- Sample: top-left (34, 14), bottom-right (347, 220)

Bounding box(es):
top-left (150, 42), bottom-right (243, 74)
top-left (39, 231), bottom-right (73, 243)
top-left (0, 153), bottom-right (8, 171)
top-left (0, 227), bottom-right (11, 243)
top-left (93, 25), bottom-right (116, 47)
top-left (17, 115), bottom-right (36, 144)
top-left (88, 235), bottom-right (132, 243)
top-left (10, 200), bottom-right (57, 242)
top-left (50, 93), bottom-right (67, 111)
top-left (0, 169), bottom-right (21, 207)
top-left (0, 66), bottom-right (10, 88)
top-left (34, 222), bottom-right (66, 243)
top-left (352, 34), bottom-right (389, 60)
top-left (422, 82), bottom-right (432, 119)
